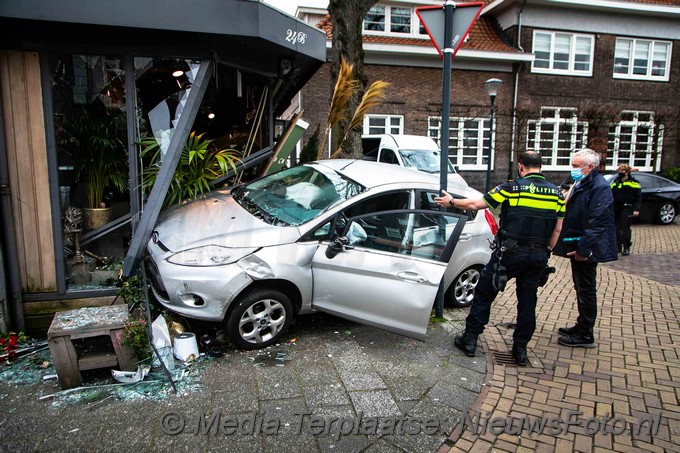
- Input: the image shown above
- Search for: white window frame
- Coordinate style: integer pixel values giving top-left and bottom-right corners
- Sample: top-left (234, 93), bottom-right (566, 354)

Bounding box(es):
top-left (428, 116), bottom-right (490, 170)
top-left (613, 38), bottom-right (672, 82)
top-left (526, 107), bottom-right (589, 170)
top-left (531, 30), bottom-right (594, 76)
top-left (363, 114), bottom-right (404, 135)
top-left (363, 4), bottom-right (426, 37)
top-left (606, 111), bottom-right (661, 172)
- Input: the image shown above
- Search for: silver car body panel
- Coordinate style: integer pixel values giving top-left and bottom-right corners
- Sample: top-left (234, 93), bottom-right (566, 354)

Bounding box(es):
top-left (311, 243), bottom-right (446, 340)
top-left (146, 160), bottom-right (493, 337)
top-left (147, 238), bottom-right (254, 320)
top-left (154, 192), bottom-right (301, 249)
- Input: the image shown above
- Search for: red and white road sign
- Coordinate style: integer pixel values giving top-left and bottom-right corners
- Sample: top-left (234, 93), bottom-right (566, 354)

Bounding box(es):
top-left (416, 2), bottom-right (484, 59)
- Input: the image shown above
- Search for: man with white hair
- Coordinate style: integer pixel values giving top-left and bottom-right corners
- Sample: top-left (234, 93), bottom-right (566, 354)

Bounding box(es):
top-left (553, 148), bottom-right (617, 348)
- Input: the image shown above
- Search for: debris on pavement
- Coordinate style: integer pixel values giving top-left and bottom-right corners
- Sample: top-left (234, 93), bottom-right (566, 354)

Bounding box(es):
top-left (111, 365), bottom-right (151, 383)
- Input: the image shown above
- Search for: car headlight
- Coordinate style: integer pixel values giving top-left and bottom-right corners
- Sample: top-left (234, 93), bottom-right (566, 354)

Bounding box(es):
top-left (167, 245), bottom-right (259, 266)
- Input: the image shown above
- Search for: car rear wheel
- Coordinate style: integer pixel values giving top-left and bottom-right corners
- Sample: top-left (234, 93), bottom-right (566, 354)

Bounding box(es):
top-left (446, 266), bottom-right (482, 308)
top-left (657, 202), bottom-right (676, 225)
top-left (226, 289), bottom-right (293, 350)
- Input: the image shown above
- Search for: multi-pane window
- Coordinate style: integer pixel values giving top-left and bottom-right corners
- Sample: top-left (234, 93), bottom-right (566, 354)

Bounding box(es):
top-left (363, 115), bottom-right (403, 135)
top-left (390, 7), bottom-right (411, 33)
top-left (364, 4), bottom-right (423, 36)
top-left (364, 5), bottom-right (386, 32)
top-left (532, 31), bottom-right (594, 76)
top-left (613, 38), bottom-right (671, 81)
top-left (428, 117), bottom-right (490, 170)
top-left (526, 108), bottom-right (588, 170)
top-left (607, 111), bottom-right (661, 171)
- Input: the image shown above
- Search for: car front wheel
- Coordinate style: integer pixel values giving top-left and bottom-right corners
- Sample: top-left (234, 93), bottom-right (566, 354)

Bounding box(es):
top-left (446, 266), bottom-right (482, 308)
top-left (657, 202), bottom-right (676, 225)
top-left (226, 289), bottom-right (293, 350)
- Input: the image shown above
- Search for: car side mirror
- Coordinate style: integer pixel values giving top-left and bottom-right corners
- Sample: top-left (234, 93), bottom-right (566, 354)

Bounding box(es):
top-left (334, 213), bottom-right (348, 236)
top-left (325, 236), bottom-right (351, 259)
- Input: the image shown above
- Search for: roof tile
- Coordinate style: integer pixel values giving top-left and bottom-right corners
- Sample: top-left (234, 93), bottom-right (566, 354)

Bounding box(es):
top-left (317, 15), bottom-right (517, 53)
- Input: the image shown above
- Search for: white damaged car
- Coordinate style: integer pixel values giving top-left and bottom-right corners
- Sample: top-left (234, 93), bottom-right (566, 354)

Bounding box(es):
top-left (145, 160), bottom-right (495, 349)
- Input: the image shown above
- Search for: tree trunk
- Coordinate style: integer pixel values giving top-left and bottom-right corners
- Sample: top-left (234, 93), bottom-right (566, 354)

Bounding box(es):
top-left (328, 0), bottom-right (377, 159)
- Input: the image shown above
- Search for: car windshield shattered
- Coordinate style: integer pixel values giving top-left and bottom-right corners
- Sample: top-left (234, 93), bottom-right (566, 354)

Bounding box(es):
top-left (232, 164), bottom-right (364, 226)
top-left (399, 149), bottom-right (455, 174)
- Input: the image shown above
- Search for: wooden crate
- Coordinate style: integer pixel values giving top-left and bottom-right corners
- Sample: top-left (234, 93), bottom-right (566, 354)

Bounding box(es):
top-left (47, 304), bottom-right (137, 389)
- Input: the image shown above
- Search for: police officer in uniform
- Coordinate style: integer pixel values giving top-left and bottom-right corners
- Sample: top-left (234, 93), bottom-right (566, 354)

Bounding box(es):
top-left (435, 151), bottom-right (564, 366)
top-left (610, 164), bottom-right (641, 255)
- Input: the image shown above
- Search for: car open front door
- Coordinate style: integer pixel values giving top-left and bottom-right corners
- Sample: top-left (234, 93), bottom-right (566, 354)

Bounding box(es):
top-left (310, 209), bottom-right (466, 340)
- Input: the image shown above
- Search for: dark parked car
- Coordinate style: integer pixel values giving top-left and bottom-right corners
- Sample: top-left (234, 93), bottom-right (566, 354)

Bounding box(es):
top-left (605, 173), bottom-right (680, 224)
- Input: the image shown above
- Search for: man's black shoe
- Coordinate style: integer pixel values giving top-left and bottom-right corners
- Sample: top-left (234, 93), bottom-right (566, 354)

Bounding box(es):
top-left (454, 332), bottom-right (478, 357)
top-left (558, 333), bottom-right (596, 348)
top-left (512, 346), bottom-right (528, 366)
top-left (558, 325), bottom-right (578, 336)
top-left (622, 246), bottom-right (630, 256)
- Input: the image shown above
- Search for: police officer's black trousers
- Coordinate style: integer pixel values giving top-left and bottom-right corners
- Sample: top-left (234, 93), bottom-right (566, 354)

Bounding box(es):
top-left (570, 259), bottom-right (598, 338)
top-left (614, 203), bottom-right (634, 249)
top-left (465, 247), bottom-right (548, 346)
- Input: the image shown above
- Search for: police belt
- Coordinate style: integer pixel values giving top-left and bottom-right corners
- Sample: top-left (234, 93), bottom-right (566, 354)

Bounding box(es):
top-left (499, 238), bottom-right (549, 251)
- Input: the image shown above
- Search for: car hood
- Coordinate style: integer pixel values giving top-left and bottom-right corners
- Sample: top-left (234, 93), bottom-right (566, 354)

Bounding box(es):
top-left (153, 190), bottom-right (301, 251)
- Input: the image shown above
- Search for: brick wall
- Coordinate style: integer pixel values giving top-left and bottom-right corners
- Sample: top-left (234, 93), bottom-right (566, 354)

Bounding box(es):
top-left (517, 27), bottom-right (680, 171)
top-left (300, 63), bottom-right (516, 191)
top-left (296, 28), bottom-right (679, 192)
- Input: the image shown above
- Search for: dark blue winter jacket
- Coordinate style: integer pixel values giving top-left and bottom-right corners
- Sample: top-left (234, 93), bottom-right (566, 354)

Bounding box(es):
top-left (553, 168), bottom-right (618, 262)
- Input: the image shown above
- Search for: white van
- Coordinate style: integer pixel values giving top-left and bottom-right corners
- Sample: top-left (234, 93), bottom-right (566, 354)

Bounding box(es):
top-left (362, 134), bottom-right (468, 188)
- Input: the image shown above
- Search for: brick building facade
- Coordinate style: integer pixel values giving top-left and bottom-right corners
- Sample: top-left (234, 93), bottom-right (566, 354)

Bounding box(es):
top-left (293, 0), bottom-right (680, 192)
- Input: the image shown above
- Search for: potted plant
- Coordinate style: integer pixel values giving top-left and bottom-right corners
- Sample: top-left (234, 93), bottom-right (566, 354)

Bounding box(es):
top-left (139, 131), bottom-right (241, 209)
top-left (61, 111), bottom-right (128, 229)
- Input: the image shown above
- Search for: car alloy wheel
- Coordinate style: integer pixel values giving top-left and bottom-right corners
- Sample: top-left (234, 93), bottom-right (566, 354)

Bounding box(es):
top-left (658, 202), bottom-right (676, 225)
top-left (446, 266), bottom-right (482, 308)
top-left (226, 289), bottom-right (293, 350)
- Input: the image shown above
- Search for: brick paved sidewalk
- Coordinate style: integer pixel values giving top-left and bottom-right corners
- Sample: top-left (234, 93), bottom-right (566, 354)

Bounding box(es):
top-left (444, 222), bottom-right (680, 453)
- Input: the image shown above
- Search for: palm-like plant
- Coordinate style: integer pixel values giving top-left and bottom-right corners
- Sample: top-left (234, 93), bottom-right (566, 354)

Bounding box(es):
top-left (317, 55), bottom-right (390, 160)
top-left (330, 79), bottom-right (391, 158)
top-left (61, 113), bottom-right (128, 209)
top-left (139, 131), bottom-right (241, 208)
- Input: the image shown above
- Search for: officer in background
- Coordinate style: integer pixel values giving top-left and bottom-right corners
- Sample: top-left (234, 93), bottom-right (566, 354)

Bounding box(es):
top-left (434, 151), bottom-right (564, 366)
top-left (610, 164), bottom-right (641, 256)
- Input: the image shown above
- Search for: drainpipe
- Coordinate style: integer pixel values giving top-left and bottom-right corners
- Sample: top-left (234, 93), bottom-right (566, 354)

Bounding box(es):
top-left (0, 88), bottom-right (25, 331)
top-left (508, 0), bottom-right (528, 180)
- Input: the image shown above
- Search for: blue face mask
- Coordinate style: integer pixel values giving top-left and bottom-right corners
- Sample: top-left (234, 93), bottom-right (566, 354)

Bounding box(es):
top-left (570, 167), bottom-right (585, 182)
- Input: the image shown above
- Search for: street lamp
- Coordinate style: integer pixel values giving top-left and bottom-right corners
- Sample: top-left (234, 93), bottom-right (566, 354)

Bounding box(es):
top-left (484, 78), bottom-right (503, 193)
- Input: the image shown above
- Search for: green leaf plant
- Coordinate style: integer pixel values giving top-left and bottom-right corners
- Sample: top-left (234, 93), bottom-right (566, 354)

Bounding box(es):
top-left (139, 131), bottom-right (241, 209)
top-left (61, 112), bottom-right (128, 209)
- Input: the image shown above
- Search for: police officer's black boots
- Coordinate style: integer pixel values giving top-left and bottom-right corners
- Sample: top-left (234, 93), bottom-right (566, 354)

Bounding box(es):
top-left (623, 245), bottom-right (630, 256)
top-left (512, 344), bottom-right (528, 367)
top-left (454, 331), bottom-right (478, 357)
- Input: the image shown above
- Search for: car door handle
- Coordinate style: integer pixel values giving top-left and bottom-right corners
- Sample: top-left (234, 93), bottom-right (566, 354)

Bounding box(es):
top-left (397, 271), bottom-right (428, 283)
top-left (459, 233), bottom-right (472, 241)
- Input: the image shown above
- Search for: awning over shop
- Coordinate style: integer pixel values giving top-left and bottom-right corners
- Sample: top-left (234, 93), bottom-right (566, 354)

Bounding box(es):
top-left (0, 0), bottom-right (326, 114)
top-left (1, 0), bottom-right (323, 59)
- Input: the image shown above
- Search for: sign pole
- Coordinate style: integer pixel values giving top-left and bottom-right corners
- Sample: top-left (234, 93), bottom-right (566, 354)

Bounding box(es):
top-left (435, 0), bottom-right (455, 318)
top-left (416, 1), bottom-right (483, 318)
top-left (439, 0), bottom-right (454, 196)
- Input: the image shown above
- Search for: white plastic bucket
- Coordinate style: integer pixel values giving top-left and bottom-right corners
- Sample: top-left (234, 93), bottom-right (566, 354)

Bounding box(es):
top-left (173, 332), bottom-right (199, 361)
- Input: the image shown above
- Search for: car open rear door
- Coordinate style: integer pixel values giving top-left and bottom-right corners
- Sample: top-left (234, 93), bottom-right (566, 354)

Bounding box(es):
top-left (310, 209), bottom-right (466, 339)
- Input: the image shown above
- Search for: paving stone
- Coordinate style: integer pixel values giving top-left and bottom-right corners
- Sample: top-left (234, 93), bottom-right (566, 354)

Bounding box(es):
top-left (3, 223), bottom-right (679, 452)
top-left (443, 223), bottom-right (680, 452)
top-left (348, 390), bottom-right (401, 418)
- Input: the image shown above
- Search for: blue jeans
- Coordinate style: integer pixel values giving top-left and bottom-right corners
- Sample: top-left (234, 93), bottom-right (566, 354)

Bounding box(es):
top-left (465, 247), bottom-right (549, 346)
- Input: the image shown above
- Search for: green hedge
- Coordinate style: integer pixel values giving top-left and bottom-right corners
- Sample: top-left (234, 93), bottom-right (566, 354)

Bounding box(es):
top-left (661, 167), bottom-right (680, 183)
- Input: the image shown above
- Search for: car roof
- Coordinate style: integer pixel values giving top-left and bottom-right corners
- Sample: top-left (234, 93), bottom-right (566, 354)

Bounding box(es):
top-left (605, 172), bottom-right (678, 185)
top-left (315, 159), bottom-right (443, 188)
